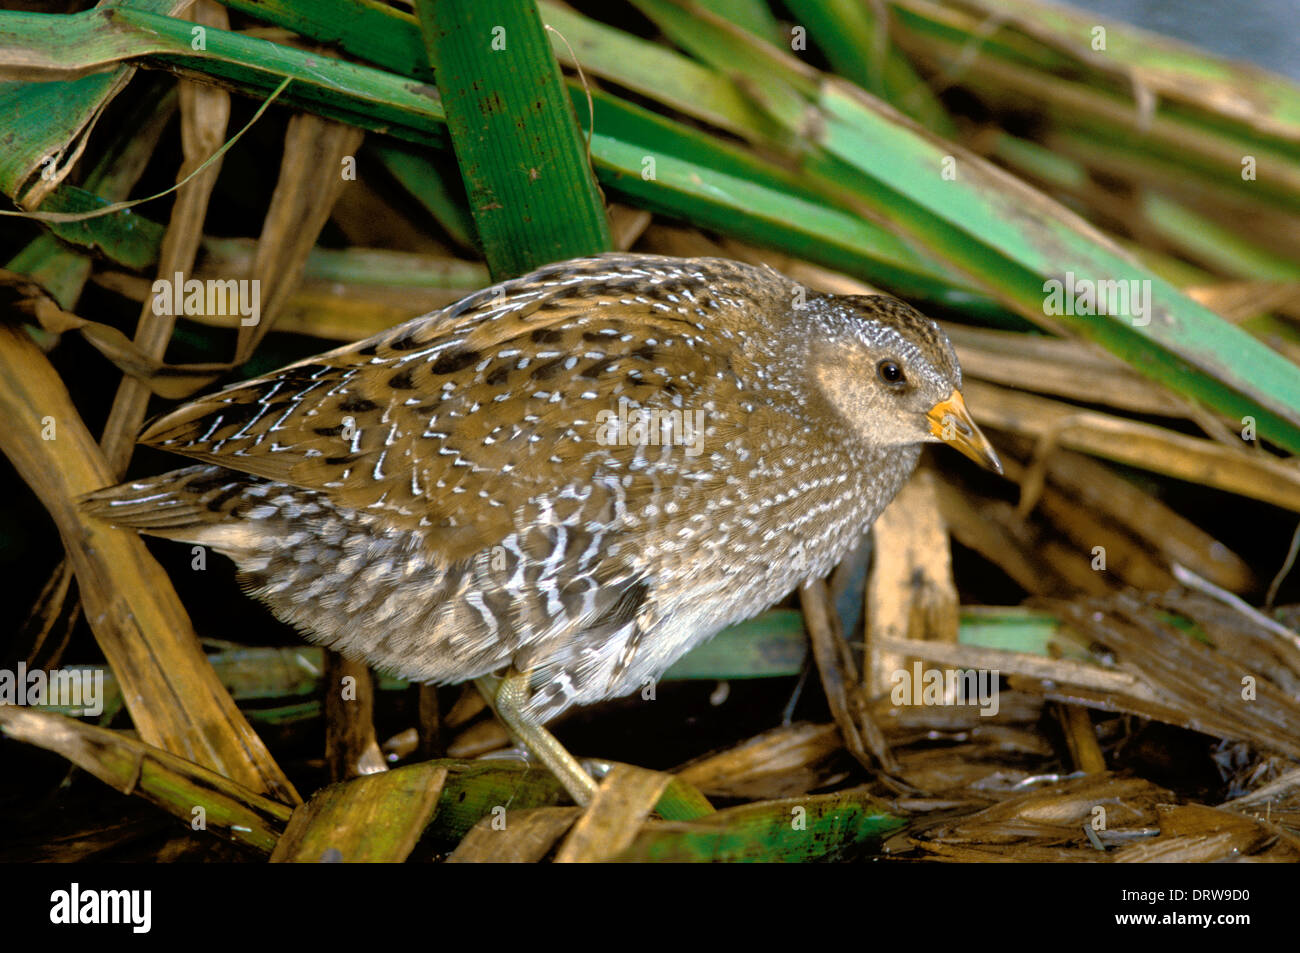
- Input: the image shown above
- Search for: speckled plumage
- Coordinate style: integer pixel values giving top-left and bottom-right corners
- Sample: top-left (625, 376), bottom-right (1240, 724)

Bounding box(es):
top-left (83, 253), bottom-right (992, 726)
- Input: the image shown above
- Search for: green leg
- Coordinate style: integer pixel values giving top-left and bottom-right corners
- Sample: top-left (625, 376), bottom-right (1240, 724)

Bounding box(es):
top-left (475, 670), bottom-right (599, 806)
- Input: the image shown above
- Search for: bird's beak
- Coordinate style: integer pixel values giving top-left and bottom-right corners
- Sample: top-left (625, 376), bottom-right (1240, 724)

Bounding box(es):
top-left (926, 389), bottom-right (1003, 474)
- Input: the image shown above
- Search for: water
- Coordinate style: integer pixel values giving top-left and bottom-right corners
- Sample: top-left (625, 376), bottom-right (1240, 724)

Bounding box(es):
top-left (1066, 0), bottom-right (1300, 81)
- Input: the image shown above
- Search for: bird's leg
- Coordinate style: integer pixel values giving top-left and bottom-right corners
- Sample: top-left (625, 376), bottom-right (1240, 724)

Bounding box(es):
top-left (474, 670), bottom-right (599, 807)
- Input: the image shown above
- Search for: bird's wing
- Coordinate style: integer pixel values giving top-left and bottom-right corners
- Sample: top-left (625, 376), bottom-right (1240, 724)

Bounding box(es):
top-left (139, 254), bottom-right (794, 565)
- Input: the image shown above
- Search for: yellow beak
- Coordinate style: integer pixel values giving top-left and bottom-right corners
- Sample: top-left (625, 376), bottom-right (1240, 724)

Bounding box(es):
top-left (926, 389), bottom-right (1002, 474)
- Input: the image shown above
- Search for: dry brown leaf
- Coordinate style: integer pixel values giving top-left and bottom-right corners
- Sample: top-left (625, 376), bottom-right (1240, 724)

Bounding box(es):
top-left (966, 381), bottom-right (1300, 512)
top-left (324, 651), bottom-right (387, 780)
top-left (1113, 804), bottom-right (1300, 862)
top-left (866, 468), bottom-right (961, 697)
top-left (237, 114), bottom-right (365, 360)
top-left (675, 723), bottom-right (848, 800)
top-left (948, 324), bottom-right (1190, 418)
top-left (0, 322), bottom-right (297, 802)
top-left (446, 718), bottom-right (511, 759)
top-left (1056, 598), bottom-right (1300, 760)
top-left (0, 707), bottom-right (292, 854)
top-left (270, 763), bottom-right (447, 863)
top-left (1015, 443), bottom-right (1254, 592)
top-left (553, 764), bottom-right (673, 863)
top-left (802, 577), bottom-right (900, 775)
top-left (999, 452), bottom-right (1176, 591)
top-left (446, 807), bottom-right (581, 863)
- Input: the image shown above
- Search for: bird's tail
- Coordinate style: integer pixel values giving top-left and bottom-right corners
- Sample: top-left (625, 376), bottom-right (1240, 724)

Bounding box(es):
top-left (79, 465), bottom-right (255, 536)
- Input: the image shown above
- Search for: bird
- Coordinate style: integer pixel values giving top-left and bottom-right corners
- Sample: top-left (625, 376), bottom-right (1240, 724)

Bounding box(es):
top-left (82, 252), bottom-right (1001, 804)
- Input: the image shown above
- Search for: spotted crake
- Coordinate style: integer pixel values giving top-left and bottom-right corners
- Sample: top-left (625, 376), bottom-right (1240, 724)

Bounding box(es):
top-left (83, 253), bottom-right (1001, 801)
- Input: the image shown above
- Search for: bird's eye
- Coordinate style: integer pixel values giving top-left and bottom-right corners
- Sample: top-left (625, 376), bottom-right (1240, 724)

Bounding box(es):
top-left (877, 360), bottom-right (905, 385)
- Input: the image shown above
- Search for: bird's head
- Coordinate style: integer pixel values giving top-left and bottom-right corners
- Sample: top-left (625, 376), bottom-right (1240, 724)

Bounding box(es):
top-left (799, 293), bottom-right (1002, 473)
